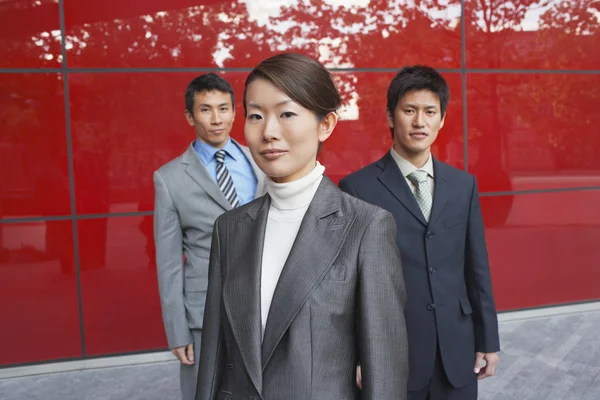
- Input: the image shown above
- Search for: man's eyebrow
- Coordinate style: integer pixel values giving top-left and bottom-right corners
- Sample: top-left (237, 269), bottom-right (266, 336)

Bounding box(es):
top-left (402, 103), bottom-right (439, 109)
top-left (197, 103), bottom-right (230, 107)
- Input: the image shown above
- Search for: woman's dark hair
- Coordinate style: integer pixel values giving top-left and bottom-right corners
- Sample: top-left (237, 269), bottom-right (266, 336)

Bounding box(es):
top-left (243, 53), bottom-right (341, 120)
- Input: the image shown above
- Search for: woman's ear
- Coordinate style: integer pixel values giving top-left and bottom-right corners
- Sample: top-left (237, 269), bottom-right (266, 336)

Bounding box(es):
top-left (318, 112), bottom-right (338, 143)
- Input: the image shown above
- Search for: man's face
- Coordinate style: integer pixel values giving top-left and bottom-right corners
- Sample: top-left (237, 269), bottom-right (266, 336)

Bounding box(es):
top-left (387, 89), bottom-right (445, 160)
top-left (185, 90), bottom-right (235, 149)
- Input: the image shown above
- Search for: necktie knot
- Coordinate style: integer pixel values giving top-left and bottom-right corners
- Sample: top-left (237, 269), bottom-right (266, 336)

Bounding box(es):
top-left (407, 170), bottom-right (429, 185)
top-left (215, 150), bottom-right (226, 164)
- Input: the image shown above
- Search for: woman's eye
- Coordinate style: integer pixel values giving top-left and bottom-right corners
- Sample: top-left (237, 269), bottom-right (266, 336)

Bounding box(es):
top-left (248, 114), bottom-right (262, 121)
top-left (281, 112), bottom-right (296, 119)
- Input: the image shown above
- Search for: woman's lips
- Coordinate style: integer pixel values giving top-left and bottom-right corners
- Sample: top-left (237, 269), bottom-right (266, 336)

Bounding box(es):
top-left (260, 149), bottom-right (288, 160)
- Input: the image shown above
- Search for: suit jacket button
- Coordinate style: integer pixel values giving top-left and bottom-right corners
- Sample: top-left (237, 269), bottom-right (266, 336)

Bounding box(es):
top-left (427, 303), bottom-right (435, 311)
top-left (426, 231), bottom-right (434, 238)
top-left (429, 267), bottom-right (435, 274)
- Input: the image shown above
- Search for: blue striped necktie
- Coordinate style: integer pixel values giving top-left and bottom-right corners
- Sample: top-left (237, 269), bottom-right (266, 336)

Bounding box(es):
top-left (215, 150), bottom-right (240, 208)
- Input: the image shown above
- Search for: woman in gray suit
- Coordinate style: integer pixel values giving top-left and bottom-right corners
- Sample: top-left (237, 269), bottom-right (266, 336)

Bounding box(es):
top-left (196, 53), bottom-right (409, 400)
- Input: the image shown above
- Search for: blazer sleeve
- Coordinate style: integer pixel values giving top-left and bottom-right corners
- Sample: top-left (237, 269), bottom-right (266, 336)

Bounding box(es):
top-left (465, 176), bottom-right (501, 353)
top-left (357, 210), bottom-right (409, 399)
top-left (153, 170), bottom-right (193, 349)
top-left (196, 217), bottom-right (225, 400)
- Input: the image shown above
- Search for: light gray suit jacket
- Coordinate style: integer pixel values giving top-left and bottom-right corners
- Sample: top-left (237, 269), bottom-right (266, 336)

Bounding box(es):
top-left (154, 140), bottom-right (265, 349)
top-left (197, 177), bottom-right (409, 400)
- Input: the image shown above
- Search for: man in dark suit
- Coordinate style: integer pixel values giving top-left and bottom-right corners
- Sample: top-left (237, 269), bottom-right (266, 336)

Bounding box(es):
top-left (339, 65), bottom-right (500, 399)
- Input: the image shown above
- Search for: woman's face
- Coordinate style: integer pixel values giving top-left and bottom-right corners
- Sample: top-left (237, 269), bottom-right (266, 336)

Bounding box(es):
top-left (244, 78), bottom-right (337, 183)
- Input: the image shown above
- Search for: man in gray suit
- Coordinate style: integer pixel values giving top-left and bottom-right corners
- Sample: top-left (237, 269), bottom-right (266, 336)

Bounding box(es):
top-left (153, 73), bottom-right (264, 400)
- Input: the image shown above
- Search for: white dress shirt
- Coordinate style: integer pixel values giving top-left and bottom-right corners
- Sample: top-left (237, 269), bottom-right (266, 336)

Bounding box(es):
top-left (390, 146), bottom-right (435, 198)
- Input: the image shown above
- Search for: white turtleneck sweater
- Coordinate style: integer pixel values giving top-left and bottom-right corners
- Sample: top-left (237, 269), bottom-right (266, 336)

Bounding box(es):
top-left (261, 162), bottom-right (325, 338)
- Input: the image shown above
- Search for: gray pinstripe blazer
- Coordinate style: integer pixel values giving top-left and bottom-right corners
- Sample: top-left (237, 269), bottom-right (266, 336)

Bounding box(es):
top-left (196, 177), bottom-right (409, 400)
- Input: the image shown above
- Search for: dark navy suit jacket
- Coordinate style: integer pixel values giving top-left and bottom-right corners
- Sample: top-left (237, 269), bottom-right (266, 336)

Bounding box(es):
top-left (339, 151), bottom-right (500, 390)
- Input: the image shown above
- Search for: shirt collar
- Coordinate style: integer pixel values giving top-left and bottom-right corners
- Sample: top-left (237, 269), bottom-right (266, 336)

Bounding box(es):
top-left (193, 138), bottom-right (238, 165)
top-left (390, 146), bottom-right (434, 178)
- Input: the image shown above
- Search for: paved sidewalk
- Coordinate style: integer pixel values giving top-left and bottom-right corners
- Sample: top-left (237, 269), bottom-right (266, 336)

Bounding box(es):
top-left (2, 311), bottom-right (600, 400)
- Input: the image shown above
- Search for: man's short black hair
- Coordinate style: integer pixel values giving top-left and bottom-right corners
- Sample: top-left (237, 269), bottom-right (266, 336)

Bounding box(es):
top-left (387, 65), bottom-right (450, 118)
top-left (185, 73), bottom-right (235, 114)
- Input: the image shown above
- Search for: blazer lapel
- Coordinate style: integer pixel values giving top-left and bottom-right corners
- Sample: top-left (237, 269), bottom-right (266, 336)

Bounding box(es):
top-left (261, 177), bottom-right (354, 368)
top-left (238, 142), bottom-right (267, 198)
top-left (222, 197), bottom-right (268, 395)
top-left (182, 144), bottom-right (231, 210)
top-left (428, 157), bottom-right (450, 227)
top-left (377, 152), bottom-right (428, 226)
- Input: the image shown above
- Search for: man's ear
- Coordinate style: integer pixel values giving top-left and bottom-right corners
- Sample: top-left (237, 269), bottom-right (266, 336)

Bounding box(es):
top-left (184, 110), bottom-right (195, 126)
top-left (387, 110), bottom-right (394, 129)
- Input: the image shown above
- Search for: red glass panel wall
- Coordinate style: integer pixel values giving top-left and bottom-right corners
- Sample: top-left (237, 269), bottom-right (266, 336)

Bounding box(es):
top-left (0, 221), bottom-right (81, 365)
top-left (1, 0), bottom-right (598, 366)
top-left (77, 216), bottom-right (164, 355)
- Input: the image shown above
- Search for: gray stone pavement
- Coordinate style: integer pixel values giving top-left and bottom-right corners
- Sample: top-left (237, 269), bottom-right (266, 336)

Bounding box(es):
top-left (1, 311), bottom-right (599, 400)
